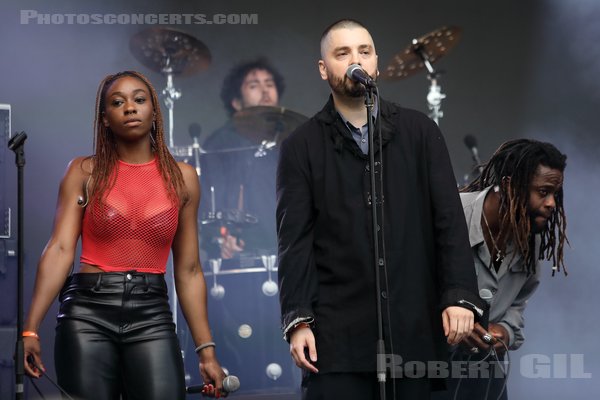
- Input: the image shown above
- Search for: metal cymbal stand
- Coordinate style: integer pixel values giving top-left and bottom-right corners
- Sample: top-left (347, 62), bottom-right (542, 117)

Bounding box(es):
top-left (412, 40), bottom-right (446, 125)
top-left (161, 60), bottom-right (182, 149)
top-left (160, 60), bottom-right (184, 335)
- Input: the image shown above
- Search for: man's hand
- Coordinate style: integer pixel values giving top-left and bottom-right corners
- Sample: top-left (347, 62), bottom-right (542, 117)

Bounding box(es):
top-left (289, 326), bottom-right (319, 373)
top-left (219, 234), bottom-right (244, 259)
top-left (488, 323), bottom-right (509, 354)
top-left (460, 322), bottom-right (492, 353)
top-left (442, 306), bottom-right (474, 345)
top-left (460, 322), bottom-right (509, 355)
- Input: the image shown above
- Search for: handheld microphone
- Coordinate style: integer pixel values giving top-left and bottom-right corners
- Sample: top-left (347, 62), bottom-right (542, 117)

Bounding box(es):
top-left (346, 64), bottom-right (376, 88)
top-left (463, 134), bottom-right (483, 173)
top-left (186, 375), bottom-right (240, 396)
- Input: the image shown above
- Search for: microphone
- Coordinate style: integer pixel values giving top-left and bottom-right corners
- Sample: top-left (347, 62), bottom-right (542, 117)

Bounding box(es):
top-left (463, 134), bottom-right (483, 172)
top-left (186, 375), bottom-right (240, 395)
top-left (189, 123), bottom-right (203, 176)
top-left (346, 64), bottom-right (376, 88)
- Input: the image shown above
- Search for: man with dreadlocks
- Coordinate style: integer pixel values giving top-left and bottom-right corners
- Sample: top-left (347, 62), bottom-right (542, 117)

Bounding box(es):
top-left (439, 138), bottom-right (567, 400)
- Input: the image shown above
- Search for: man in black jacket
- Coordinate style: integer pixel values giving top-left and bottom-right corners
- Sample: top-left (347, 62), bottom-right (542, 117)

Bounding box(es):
top-left (276, 19), bottom-right (485, 399)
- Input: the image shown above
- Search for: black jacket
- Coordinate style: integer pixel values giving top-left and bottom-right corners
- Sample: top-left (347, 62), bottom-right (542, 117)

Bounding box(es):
top-left (276, 96), bottom-right (485, 373)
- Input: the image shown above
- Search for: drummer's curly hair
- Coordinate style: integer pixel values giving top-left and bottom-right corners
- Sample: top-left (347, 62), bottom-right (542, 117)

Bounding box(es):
top-left (88, 70), bottom-right (186, 207)
top-left (220, 57), bottom-right (285, 116)
top-left (462, 139), bottom-right (568, 276)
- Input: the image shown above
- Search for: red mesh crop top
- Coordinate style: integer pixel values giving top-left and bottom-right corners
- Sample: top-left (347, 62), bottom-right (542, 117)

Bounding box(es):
top-left (79, 158), bottom-right (179, 273)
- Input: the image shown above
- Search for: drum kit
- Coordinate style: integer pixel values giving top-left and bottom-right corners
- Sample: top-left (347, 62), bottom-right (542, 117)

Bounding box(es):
top-left (127, 24), bottom-right (464, 392)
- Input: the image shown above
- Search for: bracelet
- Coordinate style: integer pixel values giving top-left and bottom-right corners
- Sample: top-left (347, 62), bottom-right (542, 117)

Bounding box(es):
top-left (293, 322), bottom-right (311, 331)
top-left (194, 341), bottom-right (216, 354)
top-left (22, 331), bottom-right (39, 340)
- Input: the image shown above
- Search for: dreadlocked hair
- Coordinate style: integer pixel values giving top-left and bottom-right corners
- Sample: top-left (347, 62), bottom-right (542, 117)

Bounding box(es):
top-left (88, 70), bottom-right (186, 208)
top-left (461, 138), bottom-right (568, 276)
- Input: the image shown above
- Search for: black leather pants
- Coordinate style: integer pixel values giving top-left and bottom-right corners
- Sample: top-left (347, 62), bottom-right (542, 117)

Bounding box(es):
top-left (54, 272), bottom-right (186, 400)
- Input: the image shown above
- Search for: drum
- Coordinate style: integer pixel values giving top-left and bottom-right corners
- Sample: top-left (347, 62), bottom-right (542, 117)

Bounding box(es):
top-left (181, 255), bottom-right (300, 395)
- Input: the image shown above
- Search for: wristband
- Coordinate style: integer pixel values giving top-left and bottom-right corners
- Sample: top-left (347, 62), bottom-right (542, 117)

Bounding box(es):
top-left (22, 331), bottom-right (39, 340)
top-left (194, 341), bottom-right (216, 354)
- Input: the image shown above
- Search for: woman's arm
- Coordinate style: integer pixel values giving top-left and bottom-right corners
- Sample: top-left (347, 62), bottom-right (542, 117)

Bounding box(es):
top-left (171, 162), bottom-right (225, 390)
top-left (24, 157), bottom-right (88, 377)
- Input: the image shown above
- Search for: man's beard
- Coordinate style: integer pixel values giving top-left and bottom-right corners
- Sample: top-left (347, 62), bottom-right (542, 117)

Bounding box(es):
top-left (529, 212), bottom-right (552, 234)
top-left (327, 71), bottom-right (367, 98)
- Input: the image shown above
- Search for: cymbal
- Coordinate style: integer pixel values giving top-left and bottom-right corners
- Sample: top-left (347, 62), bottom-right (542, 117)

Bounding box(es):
top-left (130, 27), bottom-right (211, 76)
top-left (232, 106), bottom-right (308, 145)
top-left (383, 26), bottom-right (462, 80)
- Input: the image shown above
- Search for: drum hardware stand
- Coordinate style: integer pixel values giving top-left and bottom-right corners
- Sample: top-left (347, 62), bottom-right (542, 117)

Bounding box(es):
top-left (411, 40), bottom-right (446, 125)
top-left (159, 60), bottom-right (184, 332)
top-left (260, 255), bottom-right (278, 296)
top-left (161, 61), bottom-right (182, 149)
top-left (209, 186), bottom-right (216, 220)
top-left (254, 140), bottom-right (276, 158)
top-left (189, 123), bottom-right (205, 177)
top-left (382, 26), bottom-right (462, 126)
top-left (208, 259), bottom-right (225, 299)
top-left (254, 118), bottom-right (282, 158)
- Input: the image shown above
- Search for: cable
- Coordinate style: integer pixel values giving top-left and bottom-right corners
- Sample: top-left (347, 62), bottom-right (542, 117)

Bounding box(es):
top-left (26, 356), bottom-right (75, 400)
top-left (493, 339), bottom-right (510, 400)
top-left (28, 378), bottom-right (47, 400)
top-left (451, 340), bottom-right (511, 400)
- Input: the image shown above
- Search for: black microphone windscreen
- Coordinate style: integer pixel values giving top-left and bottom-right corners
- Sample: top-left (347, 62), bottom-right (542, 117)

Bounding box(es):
top-left (463, 134), bottom-right (477, 149)
top-left (346, 64), bottom-right (361, 80)
top-left (189, 123), bottom-right (202, 139)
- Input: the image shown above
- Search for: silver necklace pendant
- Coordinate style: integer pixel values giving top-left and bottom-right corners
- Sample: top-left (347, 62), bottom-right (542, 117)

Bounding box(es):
top-left (495, 250), bottom-right (504, 263)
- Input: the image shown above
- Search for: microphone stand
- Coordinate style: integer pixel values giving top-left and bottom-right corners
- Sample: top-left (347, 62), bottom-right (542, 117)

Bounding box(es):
top-left (8, 132), bottom-right (27, 400)
top-left (365, 88), bottom-right (387, 400)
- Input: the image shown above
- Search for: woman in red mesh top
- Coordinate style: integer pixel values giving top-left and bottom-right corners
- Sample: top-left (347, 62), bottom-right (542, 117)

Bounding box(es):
top-left (22, 71), bottom-right (226, 399)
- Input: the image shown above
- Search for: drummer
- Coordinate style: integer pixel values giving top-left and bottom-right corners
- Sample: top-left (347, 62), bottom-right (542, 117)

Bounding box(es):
top-left (201, 57), bottom-right (285, 260)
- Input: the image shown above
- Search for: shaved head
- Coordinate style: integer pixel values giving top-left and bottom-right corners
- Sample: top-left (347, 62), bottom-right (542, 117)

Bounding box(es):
top-left (320, 19), bottom-right (370, 58)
